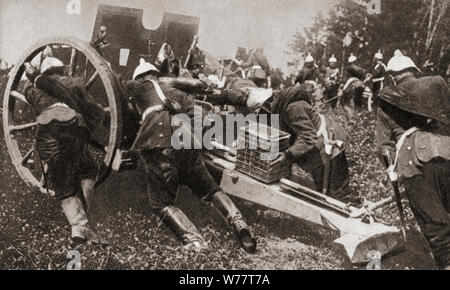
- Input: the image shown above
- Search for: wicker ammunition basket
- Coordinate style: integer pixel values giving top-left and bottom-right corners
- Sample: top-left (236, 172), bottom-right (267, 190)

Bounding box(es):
top-left (235, 121), bottom-right (291, 183)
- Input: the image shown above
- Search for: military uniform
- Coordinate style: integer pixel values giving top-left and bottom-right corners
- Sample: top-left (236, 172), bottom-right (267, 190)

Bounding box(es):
top-left (272, 85), bottom-right (351, 200)
top-left (213, 84), bottom-right (351, 201)
top-left (370, 62), bottom-right (388, 103)
top-left (377, 75), bottom-right (450, 268)
top-left (24, 61), bottom-right (105, 245)
top-left (124, 73), bottom-right (256, 252)
top-left (295, 65), bottom-right (324, 85)
top-left (124, 77), bottom-right (220, 209)
top-left (324, 66), bottom-right (340, 108)
top-left (343, 63), bottom-right (366, 110)
top-left (26, 69), bottom-right (98, 200)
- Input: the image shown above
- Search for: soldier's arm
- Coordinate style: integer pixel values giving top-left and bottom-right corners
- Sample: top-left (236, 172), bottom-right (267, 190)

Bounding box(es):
top-left (283, 102), bottom-right (319, 163)
top-left (206, 89), bottom-right (248, 107)
top-left (26, 70), bottom-right (74, 106)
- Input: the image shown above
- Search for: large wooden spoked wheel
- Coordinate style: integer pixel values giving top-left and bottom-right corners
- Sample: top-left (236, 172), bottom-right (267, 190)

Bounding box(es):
top-left (3, 36), bottom-right (122, 193)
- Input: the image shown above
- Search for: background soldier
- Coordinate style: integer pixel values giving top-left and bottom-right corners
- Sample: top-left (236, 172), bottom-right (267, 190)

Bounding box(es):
top-left (23, 58), bottom-right (107, 246)
top-left (377, 50), bottom-right (450, 269)
top-left (123, 59), bottom-right (256, 252)
top-left (365, 50), bottom-right (388, 107)
top-left (295, 53), bottom-right (324, 85)
top-left (238, 48), bottom-right (271, 88)
top-left (342, 53), bottom-right (366, 115)
top-left (323, 55), bottom-right (340, 109)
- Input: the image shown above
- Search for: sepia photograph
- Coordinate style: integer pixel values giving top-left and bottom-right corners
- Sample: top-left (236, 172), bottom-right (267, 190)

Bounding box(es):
top-left (0, 0), bottom-right (449, 276)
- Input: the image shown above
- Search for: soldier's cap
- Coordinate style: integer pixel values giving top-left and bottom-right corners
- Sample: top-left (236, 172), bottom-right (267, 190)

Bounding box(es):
top-left (305, 53), bottom-right (314, 63)
top-left (329, 55), bottom-right (337, 63)
top-left (387, 50), bottom-right (419, 73)
top-left (374, 50), bottom-right (383, 60)
top-left (348, 53), bottom-right (357, 63)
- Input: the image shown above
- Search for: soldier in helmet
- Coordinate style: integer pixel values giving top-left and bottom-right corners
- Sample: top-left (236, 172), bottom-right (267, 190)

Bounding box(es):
top-left (123, 59), bottom-right (256, 252)
top-left (365, 50), bottom-right (389, 107)
top-left (295, 53), bottom-right (324, 86)
top-left (342, 53), bottom-right (366, 115)
top-left (23, 57), bottom-right (107, 246)
top-left (377, 50), bottom-right (450, 269)
top-left (323, 55), bottom-right (340, 109)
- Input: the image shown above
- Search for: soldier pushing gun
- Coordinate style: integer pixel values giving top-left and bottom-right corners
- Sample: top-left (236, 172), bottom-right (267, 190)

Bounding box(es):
top-left (121, 59), bottom-right (257, 252)
top-left (23, 57), bottom-right (108, 247)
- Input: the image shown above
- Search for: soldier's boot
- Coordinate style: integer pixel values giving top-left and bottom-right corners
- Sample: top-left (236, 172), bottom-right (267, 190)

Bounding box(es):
top-left (211, 191), bottom-right (257, 253)
top-left (61, 196), bottom-right (108, 247)
top-left (161, 206), bottom-right (208, 251)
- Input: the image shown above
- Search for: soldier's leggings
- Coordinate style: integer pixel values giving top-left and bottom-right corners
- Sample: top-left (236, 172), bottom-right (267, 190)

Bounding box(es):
top-left (402, 158), bottom-right (450, 268)
top-left (141, 149), bottom-right (221, 211)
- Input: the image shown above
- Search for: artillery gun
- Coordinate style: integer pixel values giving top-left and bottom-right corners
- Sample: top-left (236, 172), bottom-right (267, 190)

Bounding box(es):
top-left (2, 4), bottom-right (402, 265)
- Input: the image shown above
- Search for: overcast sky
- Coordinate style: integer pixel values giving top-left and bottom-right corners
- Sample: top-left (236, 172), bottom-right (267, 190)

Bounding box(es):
top-left (0, 0), bottom-right (339, 73)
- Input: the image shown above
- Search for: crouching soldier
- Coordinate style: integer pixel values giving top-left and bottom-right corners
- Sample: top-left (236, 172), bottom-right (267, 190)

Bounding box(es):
top-left (210, 83), bottom-right (353, 202)
top-left (377, 50), bottom-right (450, 269)
top-left (23, 58), bottom-right (107, 246)
top-left (123, 59), bottom-right (256, 252)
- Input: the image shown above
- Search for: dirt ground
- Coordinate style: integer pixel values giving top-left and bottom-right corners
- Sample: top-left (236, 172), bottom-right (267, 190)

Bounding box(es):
top-left (0, 80), bottom-right (438, 269)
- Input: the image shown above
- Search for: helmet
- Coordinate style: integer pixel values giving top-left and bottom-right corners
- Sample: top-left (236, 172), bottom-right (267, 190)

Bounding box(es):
top-left (40, 57), bottom-right (64, 74)
top-left (305, 53), bottom-right (314, 63)
top-left (329, 55), bottom-right (337, 63)
top-left (386, 50), bottom-right (419, 72)
top-left (374, 50), bottom-right (383, 60)
top-left (133, 58), bottom-right (159, 80)
top-left (379, 75), bottom-right (450, 126)
top-left (348, 53), bottom-right (357, 63)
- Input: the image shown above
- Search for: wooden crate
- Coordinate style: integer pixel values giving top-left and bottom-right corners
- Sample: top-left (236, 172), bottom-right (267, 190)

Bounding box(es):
top-left (235, 121), bottom-right (291, 183)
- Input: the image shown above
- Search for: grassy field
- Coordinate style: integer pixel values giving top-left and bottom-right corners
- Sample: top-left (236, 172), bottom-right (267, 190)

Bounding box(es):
top-left (0, 81), bottom-right (437, 269)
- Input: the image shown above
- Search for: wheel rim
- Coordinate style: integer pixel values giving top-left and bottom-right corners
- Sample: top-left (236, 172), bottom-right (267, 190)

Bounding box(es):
top-left (3, 36), bottom-right (122, 192)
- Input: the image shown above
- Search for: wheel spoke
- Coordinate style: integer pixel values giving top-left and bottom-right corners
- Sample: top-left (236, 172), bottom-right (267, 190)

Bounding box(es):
top-left (86, 71), bottom-right (99, 89)
top-left (20, 148), bottom-right (34, 165)
top-left (69, 48), bottom-right (78, 77)
top-left (9, 122), bottom-right (38, 132)
top-left (11, 91), bottom-right (29, 104)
